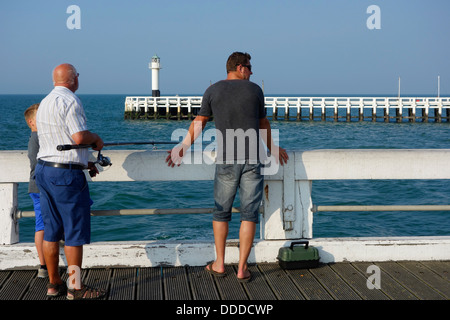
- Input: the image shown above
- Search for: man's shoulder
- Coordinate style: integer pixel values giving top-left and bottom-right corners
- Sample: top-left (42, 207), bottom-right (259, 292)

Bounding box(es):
top-left (207, 80), bottom-right (262, 92)
top-left (41, 87), bottom-right (80, 107)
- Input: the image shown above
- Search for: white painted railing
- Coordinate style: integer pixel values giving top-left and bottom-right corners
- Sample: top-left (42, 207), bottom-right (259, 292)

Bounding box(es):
top-left (124, 96), bottom-right (450, 121)
top-left (1, 149), bottom-right (450, 268)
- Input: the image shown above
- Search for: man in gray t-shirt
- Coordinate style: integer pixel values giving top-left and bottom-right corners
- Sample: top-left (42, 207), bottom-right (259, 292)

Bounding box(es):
top-left (166, 52), bottom-right (288, 282)
top-left (198, 79), bottom-right (265, 163)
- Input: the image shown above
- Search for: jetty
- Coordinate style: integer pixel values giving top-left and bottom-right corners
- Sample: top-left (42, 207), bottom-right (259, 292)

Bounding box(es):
top-left (1, 149), bottom-right (449, 300)
top-left (124, 96), bottom-right (450, 122)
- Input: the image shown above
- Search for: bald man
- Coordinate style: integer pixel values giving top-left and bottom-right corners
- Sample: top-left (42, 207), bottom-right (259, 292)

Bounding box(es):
top-left (35, 63), bottom-right (106, 300)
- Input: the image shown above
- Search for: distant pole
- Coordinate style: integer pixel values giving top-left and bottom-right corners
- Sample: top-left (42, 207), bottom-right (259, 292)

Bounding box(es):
top-left (262, 80), bottom-right (264, 93)
top-left (438, 75), bottom-right (440, 98)
top-left (398, 77), bottom-right (401, 99)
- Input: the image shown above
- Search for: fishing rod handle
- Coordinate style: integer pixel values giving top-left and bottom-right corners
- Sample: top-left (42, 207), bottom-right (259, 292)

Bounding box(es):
top-left (56, 144), bottom-right (93, 151)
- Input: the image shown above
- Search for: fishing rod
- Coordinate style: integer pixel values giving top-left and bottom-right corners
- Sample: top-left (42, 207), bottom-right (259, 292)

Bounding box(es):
top-left (56, 141), bottom-right (179, 170)
top-left (56, 141), bottom-right (178, 151)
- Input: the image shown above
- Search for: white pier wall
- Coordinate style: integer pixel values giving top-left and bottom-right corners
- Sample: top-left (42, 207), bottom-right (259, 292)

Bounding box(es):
top-left (1, 149), bottom-right (450, 269)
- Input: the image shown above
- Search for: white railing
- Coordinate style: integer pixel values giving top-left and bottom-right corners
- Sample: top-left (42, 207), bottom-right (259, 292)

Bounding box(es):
top-left (124, 96), bottom-right (450, 121)
top-left (1, 149), bottom-right (450, 268)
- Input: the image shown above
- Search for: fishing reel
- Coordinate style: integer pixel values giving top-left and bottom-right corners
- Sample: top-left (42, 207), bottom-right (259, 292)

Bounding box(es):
top-left (89, 151), bottom-right (111, 177)
top-left (95, 151), bottom-right (112, 167)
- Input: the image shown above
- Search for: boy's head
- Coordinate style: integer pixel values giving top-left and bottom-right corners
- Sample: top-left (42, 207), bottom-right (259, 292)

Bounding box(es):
top-left (24, 103), bottom-right (39, 131)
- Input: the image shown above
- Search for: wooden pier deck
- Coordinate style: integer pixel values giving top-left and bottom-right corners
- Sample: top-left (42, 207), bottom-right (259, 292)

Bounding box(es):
top-left (1, 261), bottom-right (448, 301)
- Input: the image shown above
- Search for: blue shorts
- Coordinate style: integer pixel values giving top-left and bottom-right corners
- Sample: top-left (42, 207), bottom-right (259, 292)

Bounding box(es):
top-left (35, 163), bottom-right (91, 246)
top-left (29, 193), bottom-right (44, 232)
top-left (213, 162), bottom-right (263, 223)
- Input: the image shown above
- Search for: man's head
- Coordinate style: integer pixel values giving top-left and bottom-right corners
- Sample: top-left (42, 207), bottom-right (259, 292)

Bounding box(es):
top-left (226, 52), bottom-right (253, 80)
top-left (24, 103), bottom-right (39, 131)
top-left (52, 63), bottom-right (79, 92)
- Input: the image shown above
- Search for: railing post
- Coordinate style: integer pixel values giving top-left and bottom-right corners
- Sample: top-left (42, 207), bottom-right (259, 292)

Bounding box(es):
top-left (436, 99), bottom-right (442, 123)
top-left (396, 99), bottom-right (403, 122)
top-left (384, 98), bottom-right (390, 122)
top-left (320, 99), bottom-right (325, 121)
top-left (333, 99), bottom-right (338, 122)
top-left (176, 97), bottom-right (181, 120)
top-left (410, 99), bottom-right (417, 122)
top-left (261, 152), bottom-right (312, 240)
top-left (424, 99), bottom-right (429, 122)
top-left (346, 99), bottom-right (351, 122)
top-left (359, 99), bottom-right (364, 121)
top-left (297, 180), bottom-right (313, 238)
top-left (296, 98), bottom-right (302, 121)
top-left (187, 98), bottom-right (192, 120)
top-left (0, 183), bottom-right (19, 245)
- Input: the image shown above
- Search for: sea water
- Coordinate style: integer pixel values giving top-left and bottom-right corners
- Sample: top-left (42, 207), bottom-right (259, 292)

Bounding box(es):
top-left (1, 94), bottom-right (449, 242)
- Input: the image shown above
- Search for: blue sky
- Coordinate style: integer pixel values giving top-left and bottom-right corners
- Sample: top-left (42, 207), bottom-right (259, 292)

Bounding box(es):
top-left (1, 0), bottom-right (449, 95)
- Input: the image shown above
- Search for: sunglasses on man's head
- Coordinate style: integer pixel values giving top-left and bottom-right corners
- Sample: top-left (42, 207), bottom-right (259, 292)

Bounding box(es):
top-left (241, 64), bottom-right (252, 72)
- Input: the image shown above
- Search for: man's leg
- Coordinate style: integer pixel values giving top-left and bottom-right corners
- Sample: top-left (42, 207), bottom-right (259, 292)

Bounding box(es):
top-left (210, 221), bottom-right (228, 273)
top-left (237, 162), bottom-right (263, 280)
top-left (43, 240), bottom-right (62, 294)
top-left (207, 164), bottom-right (239, 274)
top-left (65, 245), bottom-right (83, 288)
top-left (35, 230), bottom-right (45, 266)
top-left (237, 221), bottom-right (256, 279)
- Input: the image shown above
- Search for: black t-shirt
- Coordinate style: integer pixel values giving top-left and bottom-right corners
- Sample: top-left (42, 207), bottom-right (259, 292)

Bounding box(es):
top-left (199, 80), bottom-right (266, 163)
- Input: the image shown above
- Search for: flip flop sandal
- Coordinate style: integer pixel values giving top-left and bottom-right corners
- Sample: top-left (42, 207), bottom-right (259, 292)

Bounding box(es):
top-left (237, 271), bottom-right (252, 283)
top-left (47, 282), bottom-right (67, 297)
top-left (205, 263), bottom-right (226, 277)
top-left (67, 285), bottom-right (106, 300)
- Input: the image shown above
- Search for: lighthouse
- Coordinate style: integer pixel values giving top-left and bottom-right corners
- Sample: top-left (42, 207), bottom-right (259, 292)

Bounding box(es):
top-left (149, 54), bottom-right (161, 97)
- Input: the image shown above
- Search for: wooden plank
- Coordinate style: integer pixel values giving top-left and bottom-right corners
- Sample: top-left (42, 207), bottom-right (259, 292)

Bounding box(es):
top-left (258, 263), bottom-right (304, 300)
top-left (214, 265), bottom-right (248, 300)
top-left (187, 266), bottom-right (220, 300)
top-left (378, 262), bottom-right (445, 300)
top-left (309, 264), bottom-right (361, 300)
top-left (137, 267), bottom-right (163, 300)
top-left (0, 270), bottom-right (35, 300)
top-left (109, 268), bottom-right (136, 300)
top-left (22, 275), bottom-right (48, 300)
top-left (237, 265), bottom-right (277, 300)
top-left (421, 261), bottom-right (450, 281)
top-left (399, 262), bottom-right (450, 299)
top-left (286, 268), bottom-right (334, 300)
top-left (0, 271), bottom-right (10, 289)
top-left (2, 262), bottom-right (449, 300)
top-left (352, 262), bottom-right (417, 300)
top-left (330, 263), bottom-right (389, 300)
top-left (83, 268), bottom-right (110, 300)
top-left (163, 267), bottom-right (191, 300)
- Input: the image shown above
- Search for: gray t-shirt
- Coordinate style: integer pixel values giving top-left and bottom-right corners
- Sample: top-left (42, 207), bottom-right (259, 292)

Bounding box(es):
top-left (199, 80), bottom-right (266, 162)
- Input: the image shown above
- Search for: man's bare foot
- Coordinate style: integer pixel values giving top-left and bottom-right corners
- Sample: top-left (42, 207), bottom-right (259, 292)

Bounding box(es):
top-left (237, 269), bottom-right (252, 282)
top-left (205, 262), bottom-right (226, 277)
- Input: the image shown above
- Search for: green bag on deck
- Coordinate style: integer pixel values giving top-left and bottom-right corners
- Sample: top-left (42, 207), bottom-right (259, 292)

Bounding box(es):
top-left (277, 241), bottom-right (320, 269)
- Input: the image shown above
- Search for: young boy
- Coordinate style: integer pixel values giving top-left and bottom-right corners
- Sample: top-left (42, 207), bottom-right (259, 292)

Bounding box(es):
top-left (24, 103), bottom-right (47, 278)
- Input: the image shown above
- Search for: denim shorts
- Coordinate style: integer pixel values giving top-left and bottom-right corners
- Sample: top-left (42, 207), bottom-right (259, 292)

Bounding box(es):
top-left (35, 163), bottom-right (91, 246)
top-left (213, 162), bottom-right (263, 223)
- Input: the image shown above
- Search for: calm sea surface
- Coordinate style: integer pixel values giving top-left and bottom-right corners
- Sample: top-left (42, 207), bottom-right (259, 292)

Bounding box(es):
top-left (1, 94), bottom-right (449, 242)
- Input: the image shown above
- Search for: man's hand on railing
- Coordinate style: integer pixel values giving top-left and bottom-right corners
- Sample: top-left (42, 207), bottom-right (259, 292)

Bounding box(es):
top-left (271, 146), bottom-right (289, 166)
top-left (166, 144), bottom-right (185, 167)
